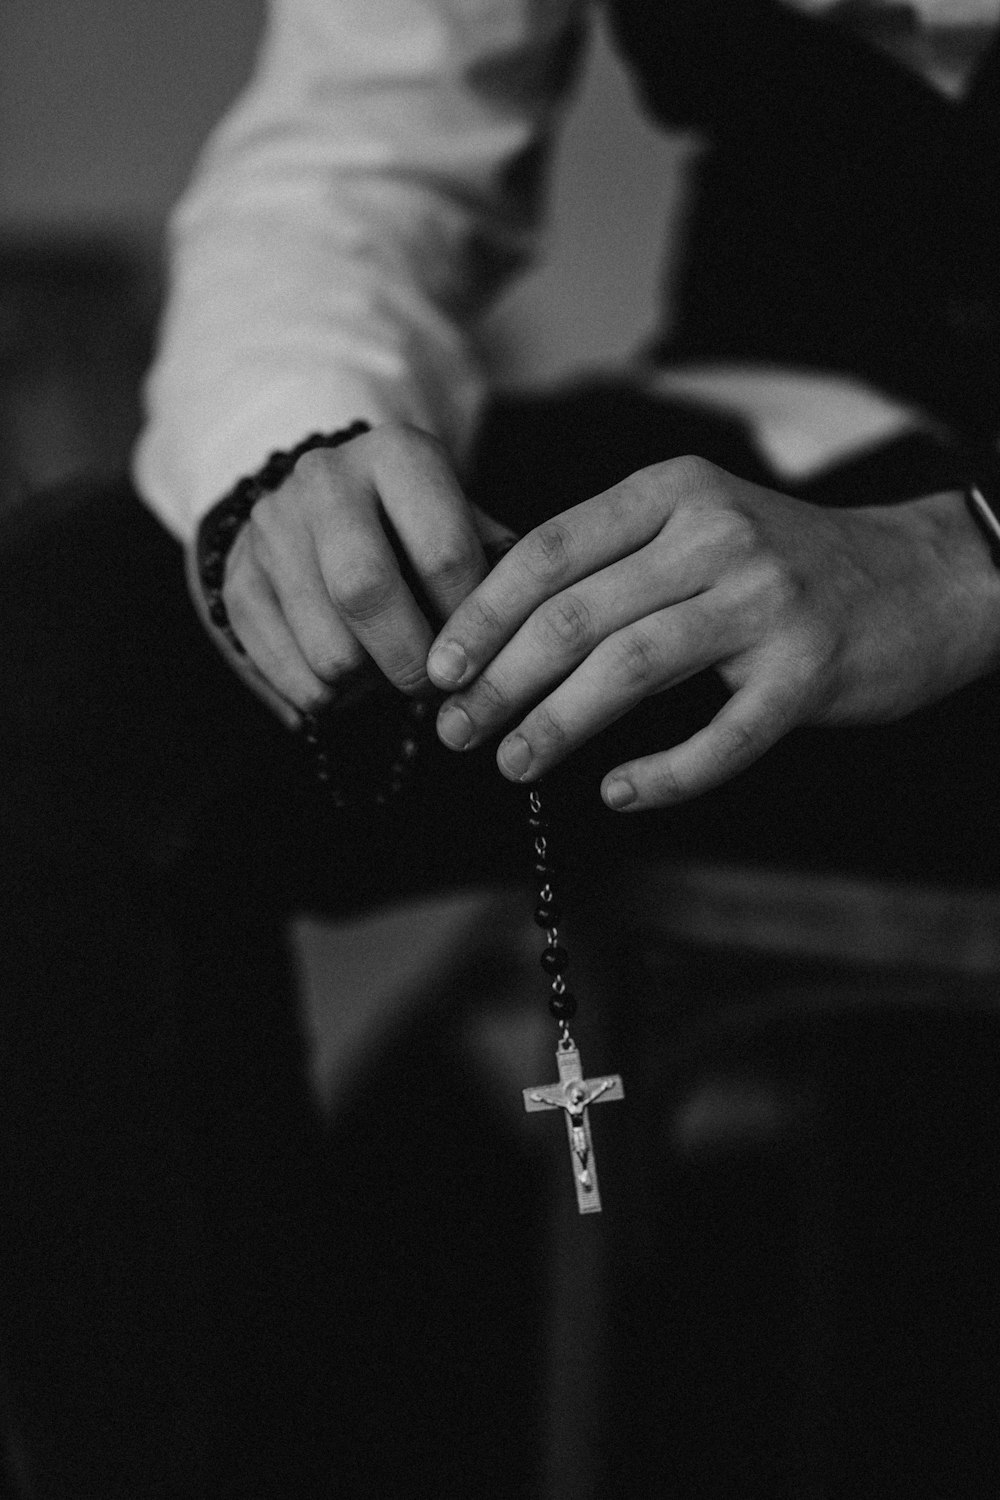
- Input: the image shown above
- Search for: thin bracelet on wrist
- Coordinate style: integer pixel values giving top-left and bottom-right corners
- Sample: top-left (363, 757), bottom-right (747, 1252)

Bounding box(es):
top-left (964, 477), bottom-right (1000, 570)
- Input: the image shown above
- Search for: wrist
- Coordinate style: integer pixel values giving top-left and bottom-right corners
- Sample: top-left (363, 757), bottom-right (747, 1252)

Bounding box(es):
top-left (195, 422), bottom-right (370, 656)
top-left (904, 484), bottom-right (1000, 682)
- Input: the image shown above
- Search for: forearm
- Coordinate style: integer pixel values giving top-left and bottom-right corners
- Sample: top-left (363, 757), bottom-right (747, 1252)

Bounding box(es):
top-left (134, 194), bottom-right (489, 540)
top-left (133, 0), bottom-right (587, 542)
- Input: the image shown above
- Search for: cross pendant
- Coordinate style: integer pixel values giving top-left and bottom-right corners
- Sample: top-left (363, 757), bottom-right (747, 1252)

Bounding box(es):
top-left (523, 1039), bottom-right (624, 1214)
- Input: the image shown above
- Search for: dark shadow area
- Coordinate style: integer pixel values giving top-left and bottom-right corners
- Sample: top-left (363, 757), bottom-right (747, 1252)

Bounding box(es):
top-left (600, 937), bottom-right (1000, 1500)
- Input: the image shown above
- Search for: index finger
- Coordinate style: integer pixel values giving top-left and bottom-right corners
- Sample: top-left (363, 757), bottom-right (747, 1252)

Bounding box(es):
top-left (425, 463), bottom-right (682, 690)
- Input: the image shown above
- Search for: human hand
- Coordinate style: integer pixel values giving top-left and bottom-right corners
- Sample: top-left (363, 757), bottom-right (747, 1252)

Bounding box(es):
top-left (186, 424), bottom-right (516, 727)
top-left (426, 456), bottom-right (1000, 809)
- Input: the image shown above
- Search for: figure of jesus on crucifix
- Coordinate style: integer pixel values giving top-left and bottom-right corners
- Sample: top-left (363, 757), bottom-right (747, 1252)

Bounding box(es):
top-left (523, 1041), bottom-right (624, 1214)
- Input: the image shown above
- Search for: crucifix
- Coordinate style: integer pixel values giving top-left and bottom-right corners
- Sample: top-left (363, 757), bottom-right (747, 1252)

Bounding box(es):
top-left (523, 1038), bottom-right (624, 1214)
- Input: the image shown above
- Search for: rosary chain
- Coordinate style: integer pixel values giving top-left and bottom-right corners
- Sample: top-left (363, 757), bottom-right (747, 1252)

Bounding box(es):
top-left (301, 719), bottom-right (578, 1043)
top-left (528, 787), bottom-right (576, 1044)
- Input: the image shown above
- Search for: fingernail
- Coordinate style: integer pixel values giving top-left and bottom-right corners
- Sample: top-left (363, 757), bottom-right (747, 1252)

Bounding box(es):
top-left (437, 704), bottom-right (473, 750)
top-left (427, 641), bottom-right (468, 687)
top-left (498, 734), bottom-right (532, 779)
top-left (604, 778), bottom-right (636, 809)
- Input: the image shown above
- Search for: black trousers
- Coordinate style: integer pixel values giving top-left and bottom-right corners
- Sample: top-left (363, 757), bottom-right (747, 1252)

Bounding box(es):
top-left (1, 382), bottom-right (998, 1497)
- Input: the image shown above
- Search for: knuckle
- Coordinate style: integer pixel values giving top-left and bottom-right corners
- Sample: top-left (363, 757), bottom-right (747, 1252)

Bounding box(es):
top-left (708, 717), bottom-right (760, 775)
top-left (624, 455), bottom-right (722, 516)
top-left (463, 591), bottom-right (506, 641)
top-left (536, 592), bottom-right (593, 655)
top-left (665, 454), bottom-right (722, 495)
top-left (523, 520), bottom-right (573, 584)
top-left (333, 561), bottom-right (396, 622)
top-left (530, 703), bottom-right (569, 752)
top-left (622, 464), bottom-right (667, 508)
top-left (612, 626), bottom-right (658, 690)
top-left (468, 671), bottom-right (508, 716)
top-left (709, 507), bottom-right (762, 556)
top-left (739, 555), bottom-right (802, 624)
top-left (423, 537), bottom-right (478, 594)
top-left (305, 644), bottom-right (361, 683)
top-left (758, 555), bottom-right (800, 611)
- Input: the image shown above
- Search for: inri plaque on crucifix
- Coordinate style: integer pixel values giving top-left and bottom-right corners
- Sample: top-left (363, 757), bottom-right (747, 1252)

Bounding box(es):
top-left (523, 1038), bottom-right (624, 1214)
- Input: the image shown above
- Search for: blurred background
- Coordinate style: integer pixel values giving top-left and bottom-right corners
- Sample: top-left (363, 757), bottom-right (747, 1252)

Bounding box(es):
top-left (0, 0), bottom-right (690, 502)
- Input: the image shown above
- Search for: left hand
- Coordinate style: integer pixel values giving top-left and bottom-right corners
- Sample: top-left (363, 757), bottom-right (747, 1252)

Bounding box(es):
top-left (425, 456), bottom-right (1000, 810)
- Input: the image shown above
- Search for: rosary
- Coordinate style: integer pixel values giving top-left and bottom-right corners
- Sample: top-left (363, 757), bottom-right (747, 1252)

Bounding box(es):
top-left (521, 787), bottom-right (624, 1213)
top-left (303, 700), bottom-right (625, 1215)
top-left (201, 428), bottom-right (624, 1211)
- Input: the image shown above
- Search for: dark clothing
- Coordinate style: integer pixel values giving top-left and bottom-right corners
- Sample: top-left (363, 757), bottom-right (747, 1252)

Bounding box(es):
top-left (0, 388), bottom-right (998, 1496)
top-left (607, 0), bottom-right (1000, 445)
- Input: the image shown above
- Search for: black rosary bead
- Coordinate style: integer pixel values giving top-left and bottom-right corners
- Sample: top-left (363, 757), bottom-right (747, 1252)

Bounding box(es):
top-left (214, 510), bottom-right (243, 537)
top-left (540, 944), bottom-right (568, 976)
top-left (548, 990), bottom-right (577, 1021)
top-left (527, 788), bottom-right (584, 1043)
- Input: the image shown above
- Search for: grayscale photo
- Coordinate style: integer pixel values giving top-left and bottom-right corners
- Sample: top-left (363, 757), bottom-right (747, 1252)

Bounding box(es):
top-left (1, 1), bottom-right (999, 1494)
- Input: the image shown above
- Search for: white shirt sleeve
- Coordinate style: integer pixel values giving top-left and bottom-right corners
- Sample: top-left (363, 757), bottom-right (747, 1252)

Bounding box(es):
top-left (132, 0), bottom-right (588, 541)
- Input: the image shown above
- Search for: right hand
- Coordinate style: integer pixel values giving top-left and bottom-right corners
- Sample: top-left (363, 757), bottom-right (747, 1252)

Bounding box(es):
top-left (186, 423), bottom-right (516, 728)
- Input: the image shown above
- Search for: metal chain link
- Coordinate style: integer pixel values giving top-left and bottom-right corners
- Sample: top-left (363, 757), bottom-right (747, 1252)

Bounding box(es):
top-left (528, 787), bottom-right (577, 1047)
